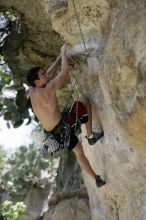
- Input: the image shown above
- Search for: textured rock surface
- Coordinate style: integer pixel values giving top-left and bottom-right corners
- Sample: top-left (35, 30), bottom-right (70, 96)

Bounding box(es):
top-left (49, 0), bottom-right (109, 44)
top-left (20, 187), bottom-right (49, 220)
top-left (44, 197), bottom-right (91, 220)
top-left (0, 0), bottom-right (63, 82)
top-left (1, 0), bottom-right (146, 220)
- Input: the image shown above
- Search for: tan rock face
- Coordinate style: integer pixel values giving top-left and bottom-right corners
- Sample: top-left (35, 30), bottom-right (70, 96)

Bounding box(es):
top-left (0, 0), bottom-right (63, 79)
top-left (100, 1), bottom-right (146, 150)
top-left (1, 0), bottom-right (146, 220)
top-left (20, 187), bottom-right (49, 220)
top-left (48, 0), bottom-right (109, 44)
top-left (44, 197), bottom-right (91, 220)
top-left (48, 1), bottom-right (146, 219)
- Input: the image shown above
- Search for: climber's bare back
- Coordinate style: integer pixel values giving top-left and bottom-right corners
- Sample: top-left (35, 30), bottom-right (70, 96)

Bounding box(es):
top-left (29, 87), bottom-right (62, 131)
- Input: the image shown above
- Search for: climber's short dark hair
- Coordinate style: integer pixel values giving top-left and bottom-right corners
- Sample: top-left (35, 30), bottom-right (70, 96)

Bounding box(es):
top-left (27, 66), bottom-right (41, 87)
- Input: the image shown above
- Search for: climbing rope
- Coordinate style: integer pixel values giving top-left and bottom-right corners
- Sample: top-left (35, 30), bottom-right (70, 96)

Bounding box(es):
top-left (63, 0), bottom-right (88, 110)
top-left (64, 67), bottom-right (80, 110)
top-left (72, 0), bottom-right (87, 50)
top-left (63, 0), bottom-right (88, 126)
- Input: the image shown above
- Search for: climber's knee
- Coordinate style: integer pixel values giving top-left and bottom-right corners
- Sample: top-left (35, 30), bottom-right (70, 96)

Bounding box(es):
top-left (78, 96), bottom-right (90, 107)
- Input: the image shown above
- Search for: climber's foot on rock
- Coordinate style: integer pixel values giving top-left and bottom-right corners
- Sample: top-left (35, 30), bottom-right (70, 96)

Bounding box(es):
top-left (87, 131), bottom-right (104, 145)
top-left (95, 175), bottom-right (106, 188)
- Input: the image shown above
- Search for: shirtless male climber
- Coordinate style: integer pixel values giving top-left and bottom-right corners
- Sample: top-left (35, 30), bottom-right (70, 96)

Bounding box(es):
top-left (27, 44), bottom-right (106, 187)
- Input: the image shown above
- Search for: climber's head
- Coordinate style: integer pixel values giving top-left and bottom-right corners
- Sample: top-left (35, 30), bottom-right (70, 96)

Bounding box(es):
top-left (27, 67), bottom-right (47, 88)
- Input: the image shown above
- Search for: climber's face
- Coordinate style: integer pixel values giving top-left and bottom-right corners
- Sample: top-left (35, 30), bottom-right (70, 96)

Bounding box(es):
top-left (34, 69), bottom-right (47, 88)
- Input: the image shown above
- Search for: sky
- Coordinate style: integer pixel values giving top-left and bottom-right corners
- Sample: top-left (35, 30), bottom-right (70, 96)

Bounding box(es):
top-left (0, 117), bottom-right (35, 153)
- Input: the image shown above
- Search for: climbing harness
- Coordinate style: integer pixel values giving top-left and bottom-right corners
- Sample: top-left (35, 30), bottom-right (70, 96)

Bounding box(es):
top-left (64, 99), bottom-right (79, 131)
top-left (62, 123), bottom-right (71, 149)
top-left (61, 100), bottom-right (79, 150)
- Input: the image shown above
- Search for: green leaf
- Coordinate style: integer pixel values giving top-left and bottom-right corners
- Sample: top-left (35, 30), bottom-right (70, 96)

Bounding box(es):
top-left (4, 111), bottom-right (12, 120)
top-left (13, 120), bottom-right (23, 128)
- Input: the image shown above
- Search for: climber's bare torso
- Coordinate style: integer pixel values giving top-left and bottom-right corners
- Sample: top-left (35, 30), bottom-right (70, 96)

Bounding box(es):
top-left (29, 87), bottom-right (62, 131)
top-left (28, 44), bottom-right (69, 132)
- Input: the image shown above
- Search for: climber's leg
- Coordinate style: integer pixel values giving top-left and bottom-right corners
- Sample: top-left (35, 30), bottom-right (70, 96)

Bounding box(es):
top-left (72, 141), bottom-right (106, 187)
top-left (78, 96), bottom-right (92, 136)
top-left (78, 96), bottom-right (104, 145)
top-left (73, 141), bottom-right (96, 179)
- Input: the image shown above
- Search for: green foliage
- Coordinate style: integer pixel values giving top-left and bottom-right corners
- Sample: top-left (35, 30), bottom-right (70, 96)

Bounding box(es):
top-left (0, 12), bottom-right (32, 128)
top-left (1, 200), bottom-right (26, 220)
top-left (0, 147), bottom-right (6, 168)
top-left (0, 63), bottom-right (11, 92)
top-left (1, 144), bottom-right (49, 197)
top-left (0, 147), bottom-right (6, 190)
top-left (1, 11), bottom-right (17, 22)
top-left (0, 65), bottom-right (31, 128)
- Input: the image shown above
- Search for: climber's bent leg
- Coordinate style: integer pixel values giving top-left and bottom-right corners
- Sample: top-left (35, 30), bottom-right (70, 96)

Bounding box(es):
top-left (72, 141), bottom-right (106, 187)
top-left (78, 96), bottom-right (104, 145)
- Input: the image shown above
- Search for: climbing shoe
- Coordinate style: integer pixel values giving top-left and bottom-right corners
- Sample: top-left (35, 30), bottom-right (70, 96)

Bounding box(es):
top-left (87, 131), bottom-right (104, 145)
top-left (95, 175), bottom-right (106, 188)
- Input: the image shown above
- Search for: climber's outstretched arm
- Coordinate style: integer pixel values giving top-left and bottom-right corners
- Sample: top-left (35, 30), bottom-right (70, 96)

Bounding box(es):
top-left (44, 44), bottom-right (69, 94)
top-left (45, 55), bottom-right (61, 80)
top-left (54, 44), bottom-right (69, 89)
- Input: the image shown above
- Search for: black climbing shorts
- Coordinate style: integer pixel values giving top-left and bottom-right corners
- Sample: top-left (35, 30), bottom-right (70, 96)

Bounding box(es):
top-left (52, 100), bottom-right (88, 151)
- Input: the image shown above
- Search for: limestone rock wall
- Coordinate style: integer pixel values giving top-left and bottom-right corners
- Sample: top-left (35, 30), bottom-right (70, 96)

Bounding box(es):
top-left (44, 197), bottom-right (91, 220)
top-left (0, 0), bottom-right (146, 220)
top-left (0, 0), bottom-right (63, 81)
top-left (20, 187), bottom-right (50, 220)
top-left (43, 1), bottom-right (146, 219)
